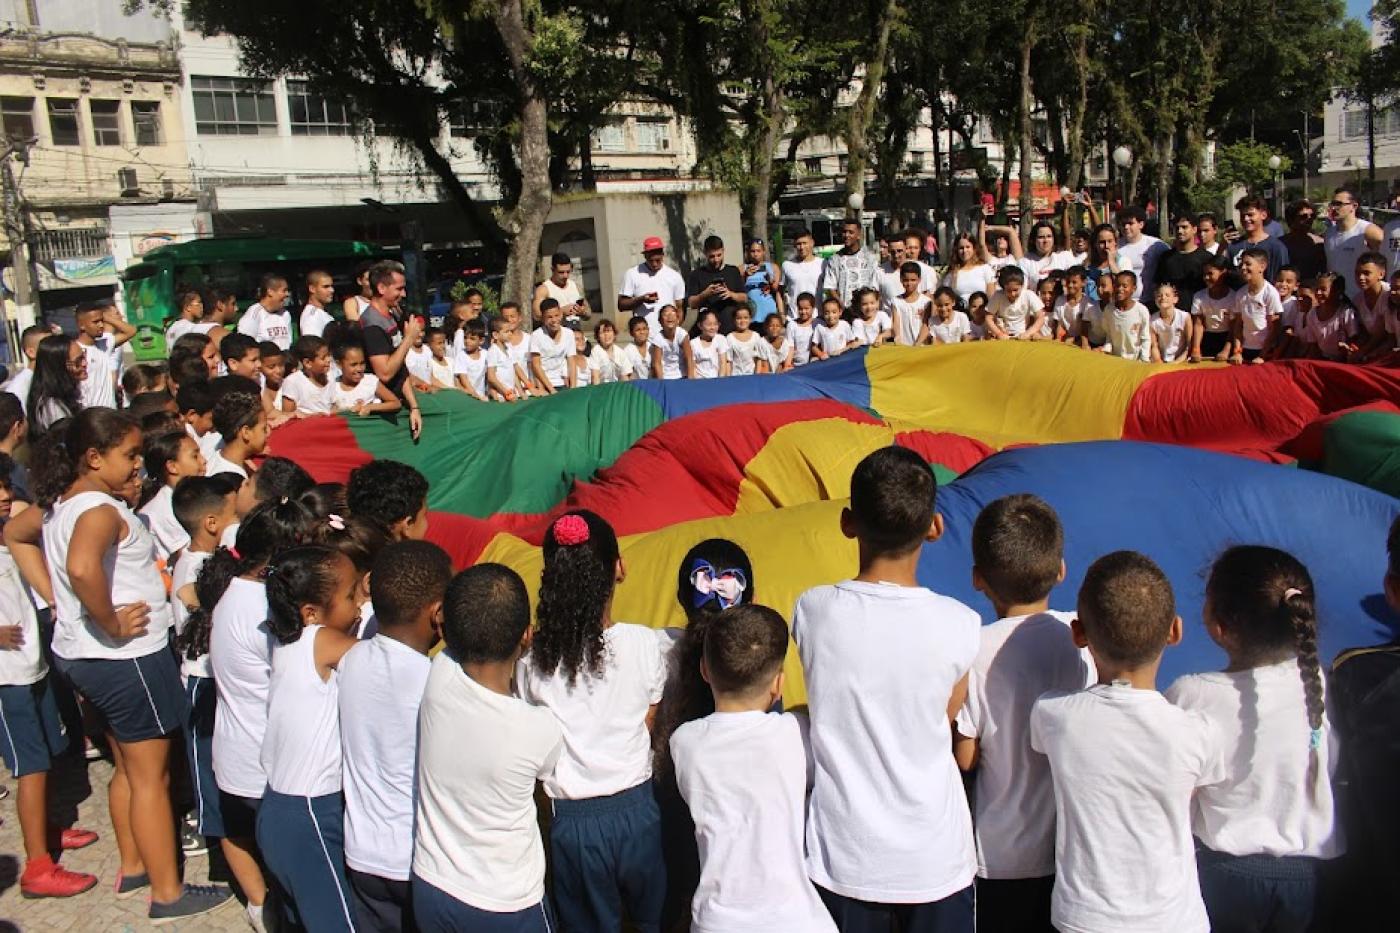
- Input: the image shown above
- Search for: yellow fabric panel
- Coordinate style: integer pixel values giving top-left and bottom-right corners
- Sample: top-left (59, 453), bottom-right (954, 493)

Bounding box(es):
top-left (866, 342), bottom-right (1165, 448)
top-left (733, 418), bottom-right (895, 515)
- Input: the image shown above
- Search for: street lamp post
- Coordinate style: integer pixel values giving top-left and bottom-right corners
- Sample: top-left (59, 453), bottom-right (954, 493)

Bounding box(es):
top-left (1112, 146), bottom-right (1132, 222)
top-left (1268, 154), bottom-right (1282, 220)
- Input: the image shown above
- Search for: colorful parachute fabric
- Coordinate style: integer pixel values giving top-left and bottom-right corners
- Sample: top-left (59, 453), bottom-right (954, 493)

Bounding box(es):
top-left (268, 343), bottom-right (1400, 701)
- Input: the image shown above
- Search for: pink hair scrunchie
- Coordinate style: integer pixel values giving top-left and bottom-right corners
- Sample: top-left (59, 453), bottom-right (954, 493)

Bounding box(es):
top-left (552, 514), bottom-right (591, 547)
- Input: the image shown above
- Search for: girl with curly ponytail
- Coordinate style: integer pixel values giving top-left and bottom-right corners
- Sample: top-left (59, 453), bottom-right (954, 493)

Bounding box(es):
top-left (516, 509), bottom-right (668, 932)
top-left (1165, 545), bottom-right (1342, 932)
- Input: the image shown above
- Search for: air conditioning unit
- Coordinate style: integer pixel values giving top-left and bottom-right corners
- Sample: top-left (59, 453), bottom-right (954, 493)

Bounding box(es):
top-left (117, 168), bottom-right (139, 196)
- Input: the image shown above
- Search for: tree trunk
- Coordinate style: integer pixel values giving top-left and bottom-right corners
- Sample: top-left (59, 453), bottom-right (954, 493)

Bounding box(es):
top-left (843, 0), bottom-right (898, 217)
top-left (1065, 26), bottom-right (1089, 192)
top-left (1017, 30), bottom-right (1036, 239)
top-left (580, 129), bottom-right (596, 192)
top-left (747, 0), bottom-right (784, 238)
top-left (494, 0), bottom-right (552, 310)
top-left (1155, 126), bottom-right (1172, 237)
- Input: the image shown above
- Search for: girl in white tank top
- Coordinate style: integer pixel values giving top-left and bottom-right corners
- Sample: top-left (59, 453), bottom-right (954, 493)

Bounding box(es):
top-left (256, 545), bottom-right (362, 931)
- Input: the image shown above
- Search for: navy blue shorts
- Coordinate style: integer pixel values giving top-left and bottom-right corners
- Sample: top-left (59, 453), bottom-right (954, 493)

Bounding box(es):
top-left (817, 883), bottom-right (974, 933)
top-left (348, 868), bottom-right (413, 933)
top-left (1201, 330), bottom-right (1230, 358)
top-left (185, 675), bottom-right (223, 838)
top-left (0, 676), bottom-right (68, 778)
top-left (549, 780), bottom-right (665, 933)
top-left (256, 789), bottom-right (356, 933)
top-left (1197, 842), bottom-right (1329, 933)
top-left (55, 648), bottom-right (187, 743)
top-left (412, 875), bottom-right (554, 933)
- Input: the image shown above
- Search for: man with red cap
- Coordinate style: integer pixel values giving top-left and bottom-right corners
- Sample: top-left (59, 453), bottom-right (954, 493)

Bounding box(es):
top-left (618, 236), bottom-right (688, 331)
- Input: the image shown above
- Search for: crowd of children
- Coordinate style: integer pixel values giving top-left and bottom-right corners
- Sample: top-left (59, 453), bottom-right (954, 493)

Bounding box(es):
top-left (1, 369), bottom-right (1396, 933)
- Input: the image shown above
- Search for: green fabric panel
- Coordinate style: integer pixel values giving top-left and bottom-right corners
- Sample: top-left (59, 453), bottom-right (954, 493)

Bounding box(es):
top-left (931, 463), bottom-right (960, 487)
top-left (1324, 411), bottom-right (1400, 499)
top-left (341, 383), bottom-right (665, 517)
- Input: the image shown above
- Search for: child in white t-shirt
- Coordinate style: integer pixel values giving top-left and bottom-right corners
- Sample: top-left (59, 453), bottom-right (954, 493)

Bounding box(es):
top-left (1151, 282), bottom-right (1194, 363)
top-left (953, 495), bottom-right (1092, 931)
top-left (1232, 249), bottom-right (1284, 364)
top-left (1165, 547), bottom-right (1342, 932)
top-left (762, 313), bottom-right (794, 372)
top-left (691, 309), bottom-right (730, 379)
top-left (485, 317), bottom-right (529, 401)
top-left (1266, 265), bottom-right (1308, 360)
top-left (497, 303), bottom-right (536, 396)
top-left (1055, 267), bottom-right (1098, 344)
top-left (1103, 271), bottom-right (1152, 362)
top-left (649, 304), bottom-right (692, 380)
top-left (890, 264), bottom-right (931, 346)
top-left (425, 327), bottom-right (458, 390)
top-left (967, 291), bottom-right (990, 340)
top-left (1031, 551), bottom-right (1225, 933)
top-left (516, 511), bottom-right (667, 932)
top-left (726, 307), bottom-right (769, 375)
top-left (412, 564), bottom-right (562, 929)
top-left (529, 300), bottom-right (576, 393)
top-left (569, 328), bottom-right (594, 388)
top-left (923, 287), bottom-right (971, 345)
top-left (333, 342), bottom-right (402, 416)
top-left (624, 316), bottom-right (652, 381)
top-left (1301, 272), bottom-right (1358, 361)
top-left (280, 336), bottom-right (337, 416)
top-left (1191, 253), bottom-right (1237, 362)
top-left (588, 319), bottom-right (632, 383)
top-left (850, 287), bottom-right (892, 347)
top-left (787, 294), bottom-right (818, 365)
top-left (670, 605), bottom-right (835, 933)
top-left (1035, 274), bottom-right (1062, 339)
top-left (985, 266), bottom-right (1044, 340)
top-left (811, 298), bottom-right (857, 360)
top-left (792, 446), bottom-right (980, 924)
top-left (139, 430), bottom-right (205, 563)
top-left (404, 325), bottom-right (434, 392)
top-left (452, 319), bottom-right (490, 401)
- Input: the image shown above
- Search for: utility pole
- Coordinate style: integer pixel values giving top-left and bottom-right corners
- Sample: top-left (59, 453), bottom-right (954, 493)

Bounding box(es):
top-left (1, 141), bottom-right (36, 363)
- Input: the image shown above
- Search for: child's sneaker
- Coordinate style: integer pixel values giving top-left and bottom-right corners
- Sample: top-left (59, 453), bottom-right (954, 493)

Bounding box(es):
top-left (180, 822), bottom-right (208, 857)
top-left (148, 883), bottom-right (234, 925)
top-left (49, 827), bottom-right (98, 850)
top-left (20, 857), bottom-right (98, 898)
top-left (114, 870), bottom-right (149, 899)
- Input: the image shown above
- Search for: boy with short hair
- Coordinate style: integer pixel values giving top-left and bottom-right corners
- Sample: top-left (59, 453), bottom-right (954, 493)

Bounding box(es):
top-left (953, 494), bottom-right (1092, 932)
top-left (341, 540), bottom-right (453, 932)
top-left (1055, 267), bottom-right (1099, 345)
top-left (1150, 282), bottom-right (1194, 363)
top-left (485, 318), bottom-right (526, 401)
top-left (1354, 251), bottom-right (1392, 361)
top-left (205, 390), bottom-right (266, 478)
top-left (177, 380), bottom-right (222, 461)
top-left (412, 563), bottom-right (563, 930)
top-left (811, 297), bottom-right (857, 360)
top-left (788, 292), bottom-right (818, 364)
top-left (237, 273), bottom-right (293, 350)
top-left (257, 341), bottom-right (289, 416)
top-left (793, 445), bottom-right (981, 929)
top-left (1267, 266), bottom-right (1309, 359)
top-left (623, 316), bottom-right (651, 381)
top-left (219, 334), bottom-right (262, 383)
top-left (0, 392), bottom-right (28, 499)
top-left (452, 319), bottom-right (489, 400)
top-left (280, 335), bottom-right (336, 416)
top-left (1232, 248), bottom-right (1285, 364)
top-left (0, 456), bottom-right (100, 898)
top-left (424, 327), bottom-right (457, 390)
top-left (301, 269), bottom-right (336, 338)
top-left (1031, 551), bottom-right (1225, 933)
top-left (671, 604), bottom-right (836, 933)
top-left (347, 459), bottom-right (429, 540)
top-left (2, 324), bottom-right (48, 413)
top-left (1103, 270), bottom-right (1152, 361)
top-left (74, 300), bottom-right (135, 409)
top-left (986, 266), bottom-right (1045, 340)
top-left (121, 363), bottom-right (167, 402)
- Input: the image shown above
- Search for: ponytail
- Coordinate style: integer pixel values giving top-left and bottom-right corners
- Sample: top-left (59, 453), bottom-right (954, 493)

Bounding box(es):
top-left (532, 510), bottom-right (619, 686)
top-left (264, 544), bottom-right (341, 646)
top-left (1284, 586), bottom-right (1326, 802)
top-left (31, 408), bottom-right (139, 509)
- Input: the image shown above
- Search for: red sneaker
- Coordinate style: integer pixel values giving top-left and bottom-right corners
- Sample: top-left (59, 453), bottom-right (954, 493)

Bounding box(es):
top-left (56, 827), bottom-right (99, 850)
top-left (20, 857), bottom-right (98, 899)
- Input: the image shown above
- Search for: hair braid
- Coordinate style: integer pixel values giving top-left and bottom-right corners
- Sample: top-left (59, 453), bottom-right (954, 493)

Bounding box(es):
top-left (1284, 588), bottom-right (1326, 802)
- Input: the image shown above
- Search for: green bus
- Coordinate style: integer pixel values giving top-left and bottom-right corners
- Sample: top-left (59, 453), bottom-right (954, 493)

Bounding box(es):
top-left (121, 238), bottom-right (391, 361)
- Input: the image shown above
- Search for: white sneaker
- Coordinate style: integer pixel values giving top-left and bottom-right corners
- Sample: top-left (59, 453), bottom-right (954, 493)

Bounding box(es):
top-left (245, 903), bottom-right (267, 932)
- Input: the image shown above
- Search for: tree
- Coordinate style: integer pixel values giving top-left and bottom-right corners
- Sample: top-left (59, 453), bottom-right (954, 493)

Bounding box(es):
top-left (842, 0), bottom-right (900, 216)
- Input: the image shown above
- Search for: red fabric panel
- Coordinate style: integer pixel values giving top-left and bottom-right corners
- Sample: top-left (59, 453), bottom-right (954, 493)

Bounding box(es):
top-left (892, 430), bottom-right (997, 474)
top-left (264, 414), bottom-right (374, 484)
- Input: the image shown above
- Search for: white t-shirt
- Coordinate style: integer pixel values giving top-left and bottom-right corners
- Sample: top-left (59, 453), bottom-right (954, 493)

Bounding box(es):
top-left (426, 354), bottom-right (455, 389)
top-left (0, 547), bottom-right (45, 686)
top-left (671, 711), bottom-right (836, 933)
top-left (486, 344), bottom-right (520, 392)
top-left (139, 485), bottom-right (190, 562)
top-left (649, 329), bottom-right (689, 380)
top-left (1354, 282), bottom-right (1390, 338)
top-left (813, 320), bottom-right (854, 355)
top-left (618, 262), bottom-right (687, 320)
top-left (279, 370), bottom-right (336, 416)
top-left (516, 622), bottom-right (665, 800)
top-left (340, 635), bottom-right (431, 881)
top-left (787, 321), bottom-right (815, 365)
top-left (761, 336), bottom-right (792, 372)
top-left (453, 348), bottom-right (488, 397)
top-left (1191, 288), bottom-right (1235, 333)
top-left (942, 265), bottom-right (996, 304)
top-left (727, 331), bottom-right (766, 375)
top-left (334, 374), bottom-right (382, 411)
top-left (792, 580), bottom-right (981, 902)
top-left (300, 304), bottom-right (334, 339)
top-left (79, 337), bottom-right (119, 409)
top-left (1152, 310), bottom-right (1191, 361)
top-left (622, 342), bottom-right (649, 381)
top-left (1054, 296), bottom-right (1097, 339)
top-left (1280, 296), bottom-right (1305, 333)
top-left (927, 310), bottom-right (972, 345)
top-left (204, 450), bottom-right (247, 480)
top-left (782, 257), bottom-right (825, 315)
top-left (529, 328), bottom-right (576, 388)
top-left (851, 311), bottom-right (892, 347)
top-left (414, 653), bottom-right (563, 912)
top-left (172, 549), bottom-right (212, 680)
top-left (43, 491), bottom-right (171, 661)
top-left (238, 304), bottom-right (293, 350)
top-left (1234, 281), bottom-right (1285, 350)
top-left (890, 295), bottom-right (930, 346)
top-left (692, 335), bottom-right (730, 379)
top-left (1165, 662), bottom-right (1342, 859)
top-left (211, 577), bottom-right (276, 797)
top-left (404, 345), bottom-right (433, 385)
top-left (1302, 306), bottom-right (1357, 360)
top-left (262, 625), bottom-right (342, 797)
top-left (987, 290), bottom-right (1045, 337)
top-left (1019, 251), bottom-right (1077, 288)
top-left (954, 611), bottom-right (1093, 879)
top-left (589, 344), bottom-right (630, 384)
top-left (3, 367), bottom-right (31, 414)
top-left (1323, 220), bottom-right (1377, 304)
top-left (1030, 685), bottom-right (1226, 933)
top-left (187, 423), bottom-right (222, 462)
top-left (1117, 235), bottom-right (1169, 298)
top-left (167, 318), bottom-right (219, 346)
top-left (1103, 302), bottom-right (1153, 361)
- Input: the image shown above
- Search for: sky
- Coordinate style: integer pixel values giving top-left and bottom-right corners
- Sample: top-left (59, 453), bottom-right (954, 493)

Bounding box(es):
top-left (1349, 0), bottom-right (1373, 28)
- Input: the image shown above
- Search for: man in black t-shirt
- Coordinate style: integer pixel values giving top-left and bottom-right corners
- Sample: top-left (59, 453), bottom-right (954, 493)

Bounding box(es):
top-left (1155, 213), bottom-right (1212, 305)
top-left (685, 235), bottom-right (746, 333)
top-left (360, 260), bottom-right (423, 437)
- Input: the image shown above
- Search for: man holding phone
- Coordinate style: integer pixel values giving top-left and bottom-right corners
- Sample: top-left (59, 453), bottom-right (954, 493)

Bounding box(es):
top-left (685, 235), bottom-right (747, 333)
top-left (618, 236), bottom-right (687, 331)
top-left (534, 252), bottom-right (591, 326)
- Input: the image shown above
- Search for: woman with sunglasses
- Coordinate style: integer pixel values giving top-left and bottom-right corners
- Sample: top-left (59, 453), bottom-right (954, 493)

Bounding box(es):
top-left (27, 334), bottom-right (86, 441)
top-left (516, 509), bottom-right (669, 933)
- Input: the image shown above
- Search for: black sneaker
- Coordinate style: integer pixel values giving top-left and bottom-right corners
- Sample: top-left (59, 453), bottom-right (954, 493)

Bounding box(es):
top-left (149, 883), bottom-right (234, 925)
top-left (114, 871), bottom-right (149, 899)
top-left (180, 822), bottom-right (208, 857)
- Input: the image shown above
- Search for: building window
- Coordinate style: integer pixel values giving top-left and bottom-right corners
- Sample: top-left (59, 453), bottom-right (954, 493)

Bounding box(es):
top-left (635, 118), bottom-right (672, 153)
top-left (47, 98), bottom-right (80, 146)
top-left (592, 122), bottom-right (625, 152)
top-left (1343, 109), bottom-right (1367, 140)
top-left (132, 101), bottom-right (161, 145)
top-left (191, 76), bottom-right (278, 136)
top-left (1, 97), bottom-right (33, 140)
top-left (90, 100), bottom-right (121, 146)
top-left (838, 154), bottom-right (849, 174)
top-left (804, 157), bottom-right (822, 175)
top-left (287, 80), bottom-right (352, 136)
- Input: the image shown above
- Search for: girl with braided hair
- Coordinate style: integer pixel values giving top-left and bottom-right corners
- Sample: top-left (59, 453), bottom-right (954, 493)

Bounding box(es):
top-left (1166, 545), bottom-right (1342, 933)
top-left (516, 509), bottom-right (668, 933)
